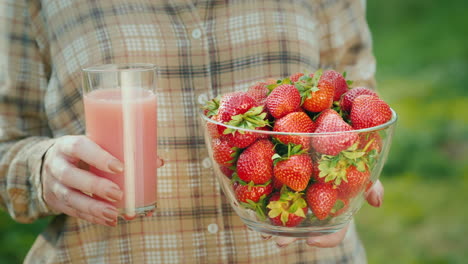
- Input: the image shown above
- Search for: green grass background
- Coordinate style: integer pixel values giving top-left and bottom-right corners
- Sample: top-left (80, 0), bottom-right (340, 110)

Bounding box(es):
top-left (1, 0), bottom-right (467, 263)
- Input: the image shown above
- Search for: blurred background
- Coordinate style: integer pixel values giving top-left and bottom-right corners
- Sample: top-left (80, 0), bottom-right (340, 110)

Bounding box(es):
top-left (1, 0), bottom-right (467, 263)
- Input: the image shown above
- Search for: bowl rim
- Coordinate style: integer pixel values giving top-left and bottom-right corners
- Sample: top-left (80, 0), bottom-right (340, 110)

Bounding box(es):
top-left (200, 108), bottom-right (398, 136)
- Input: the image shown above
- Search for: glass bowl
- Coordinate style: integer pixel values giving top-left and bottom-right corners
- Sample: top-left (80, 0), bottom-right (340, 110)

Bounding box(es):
top-left (201, 109), bottom-right (397, 237)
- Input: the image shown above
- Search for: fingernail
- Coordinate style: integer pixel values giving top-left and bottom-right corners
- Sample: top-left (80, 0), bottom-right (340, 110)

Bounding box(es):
top-left (103, 207), bottom-right (118, 221)
top-left (157, 158), bottom-right (164, 168)
top-left (377, 196), bottom-right (383, 207)
top-left (108, 159), bottom-right (124, 173)
top-left (106, 186), bottom-right (123, 202)
top-left (261, 235), bottom-right (271, 240)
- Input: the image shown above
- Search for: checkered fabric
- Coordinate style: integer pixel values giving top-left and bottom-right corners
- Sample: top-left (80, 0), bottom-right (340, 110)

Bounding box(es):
top-left (0, 0), bottom-right (375, 263)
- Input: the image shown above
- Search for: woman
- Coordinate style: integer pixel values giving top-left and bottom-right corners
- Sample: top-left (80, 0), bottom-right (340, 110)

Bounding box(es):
top-left (0, 0), bottom-right (383, 263)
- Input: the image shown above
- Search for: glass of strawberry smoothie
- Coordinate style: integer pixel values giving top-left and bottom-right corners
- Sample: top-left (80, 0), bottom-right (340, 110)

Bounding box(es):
top-left (82, 63), bottom-right (158, 220)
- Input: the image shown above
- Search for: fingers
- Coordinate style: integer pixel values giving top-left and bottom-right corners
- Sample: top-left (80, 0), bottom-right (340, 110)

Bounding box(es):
top-left (306, 224), bottom-right (350, 248)
top-left (48, 179), bottom-right (119, 226)
top-left (275, 236), bottom-right (297, 247)
top-left (58, 135), bottom-right (123, 174)
top-left (365, 180), bottom-right (384, 207)
top-left (47, 157), bottom-right (123, 202)
top-left (156, 157), bottom-right (164, 168)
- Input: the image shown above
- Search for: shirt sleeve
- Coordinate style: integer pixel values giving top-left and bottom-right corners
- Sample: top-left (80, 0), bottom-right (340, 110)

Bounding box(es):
top-left (0, 0), bottom-right (58, 223)
top-left (317, 0), bottom-right (377, 88)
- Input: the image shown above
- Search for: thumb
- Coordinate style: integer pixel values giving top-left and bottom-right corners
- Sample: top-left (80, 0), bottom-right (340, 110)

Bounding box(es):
top-left (365, 180), bottom-right (384, 207)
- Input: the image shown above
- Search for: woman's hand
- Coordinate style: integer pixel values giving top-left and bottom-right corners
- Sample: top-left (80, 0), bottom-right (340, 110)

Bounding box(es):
top-left (267, 180), bottom-right (384, 248)
top-left (42, 135), bottom-right (125, 227)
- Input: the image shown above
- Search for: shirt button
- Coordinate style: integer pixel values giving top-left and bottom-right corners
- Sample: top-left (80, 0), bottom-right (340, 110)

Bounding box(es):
top-left (202, 157), bottom-right (212, 168)
top-left (207, 223), bottom-right (218, 234)
top-left (191, 28), bottom-right (202, 39)
top-left (197, 93), bottom-right (208, 105)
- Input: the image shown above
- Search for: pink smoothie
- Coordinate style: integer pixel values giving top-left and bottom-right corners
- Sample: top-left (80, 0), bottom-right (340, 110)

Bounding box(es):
top-left (84, 88), bottom-right (157, 213)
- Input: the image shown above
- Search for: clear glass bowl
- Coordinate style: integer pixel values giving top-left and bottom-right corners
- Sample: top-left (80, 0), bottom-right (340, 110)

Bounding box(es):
top-left (201, 109), bottom-right (397, 237)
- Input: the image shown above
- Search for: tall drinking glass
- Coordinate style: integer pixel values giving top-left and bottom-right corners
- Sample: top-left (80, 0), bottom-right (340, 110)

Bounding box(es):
top-left (82, 63), bottom-right (158, 220)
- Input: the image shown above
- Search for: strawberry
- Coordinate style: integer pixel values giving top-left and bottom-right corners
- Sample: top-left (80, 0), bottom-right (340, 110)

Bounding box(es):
top-left (295, 69), bottom-right (335, 113)
top-left (267, 190), bottom-right (308, 227)
top-left (272, 175), bottom-right (285, 190)
top-left (220, 105), bottom-right (270, 148)
top-left (256, 125), bottom-right (272, 140)
top-left (234, 181), bottom-right (273, 204)
top-left (265, 78), bottom-right (279, 85)
top-left (224, 129), bottom-right (259, 148)
top-left (312, 109), bottom-right (358, 156)
top-left (306, 183), bottom-right (338, 220)
top-left (219, 165), bottom-right (234, 179)
top-left (350, 95), bottom-right (392, 129)
top-left (322, 70), bottom-right (349, 101)
top-left (246, 82), bottom-right (269, 105)
top-left (311, 159), bottom-right (326, 184)
top-left (212, 137), bottom-right (239, 167)
top-left (337, 165), bottom-right (370, 199)
top-left (273, 112), bottom-right (315, 151)
top-left (266, 84), bottom-right (301, 119)
top-left (236, 139), bottom-right (275, 184)
top-left (206, 114), bottom-right (222, 139)
top-left (289, 72), bottom-right (304, 83)
top-left (217, 91), bottom-right (258, 124)
top-left (329, 198), bottom-right (349, 217)
top-left (358, 132), bottom-right (383, 154)
top-left (340, 87), bottom-right (378, 113)
top-left (315, 141), bottom-right (374, 187)
top-left (273, 144), bottom-right (313, 192)
top-left (234, 180), bottom-right (273, 220)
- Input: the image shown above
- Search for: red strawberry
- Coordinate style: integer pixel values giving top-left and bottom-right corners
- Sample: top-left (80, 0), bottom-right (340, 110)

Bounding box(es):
top-left (256, 125), bottom-right (272, 140)
top-left (322, 70), bottom-right (349, 101)
top-left (236, 139), bottom-right (275, 184)
top-left (289, 72), bottom-right (304, 83)
top-left (224, 130), bottom-right (259, 148)
top-left (306, 183), bottom-right (338, 220)
top-left (273, 112), bottom-right (315, 151)
top-left (273, 154), bottom-right (313, 192)
top-left (296, 70), bottom-right (335, 113)
top-left (340, 87), bottom-right (378, 113)
top-left (234, 182), bottom-right (273, 204)
top-left (272, 175), bottom-right (285, 190)
top-left (350, 95), bottom-right (392, 129)
top-left (266, 84), bottom-right (301, 119)
top-left (206, 114), bottom-right (222, 139)
top-left (311, 160), bottom-right (326, 184)
top-left (217, 91), bottom-right (258, 124)
top-left (329, 198), bottom-right (350, 217)
top-left (312, 109), bottom-right (358, 156)
top-left (267, 191), bottom-right (308, 227)
top-left (235, 181), bottom-right (273, 220)
top-left (219, 165), bottom-right (234, 179)
top-left (358, 132), bottom-right (382, 153)
top-left (337, 165), bottom-right (370, 199)
top-left (265, 78), bottom-right (278, 85)
top-left (246, 82), bottom-right (269, 104)
top-left (218, 103), bottom-right (270, 148)
top-left (212, 137), bottom-right (238, 167)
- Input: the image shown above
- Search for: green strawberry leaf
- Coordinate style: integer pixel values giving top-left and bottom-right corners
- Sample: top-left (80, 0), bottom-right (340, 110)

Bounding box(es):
top-left (202, 95), bottom-right (220, 117)
top-left (280, 211), bottom-right (290, 226)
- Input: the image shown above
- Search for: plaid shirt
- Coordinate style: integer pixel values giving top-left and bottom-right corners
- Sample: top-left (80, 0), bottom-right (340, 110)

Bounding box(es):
top-left (1, 0), bottom-right (375, 263)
